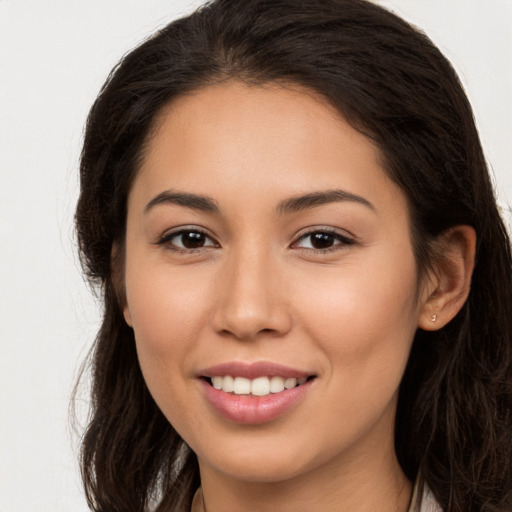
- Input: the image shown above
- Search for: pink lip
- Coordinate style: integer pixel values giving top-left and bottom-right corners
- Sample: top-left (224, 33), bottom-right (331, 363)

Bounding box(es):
top-left (199, 378), bottom-right (313, 424)
top-left (197, 361), bottom-right (316, 425)
top-left (198, 361), bottom-right (313, 380)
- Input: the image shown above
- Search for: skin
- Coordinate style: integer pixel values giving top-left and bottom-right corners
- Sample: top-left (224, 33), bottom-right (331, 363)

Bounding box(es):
top-left (121, 82), bottom-right (475, 512)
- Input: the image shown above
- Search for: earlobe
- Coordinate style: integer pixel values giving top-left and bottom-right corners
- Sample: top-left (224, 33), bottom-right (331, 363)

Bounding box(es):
top-left (418, 225), bottom-right (476, 331)
top-left (123, 306), bottom-right (133, 327)
top-left (111, 240), bottom-right (132, 327)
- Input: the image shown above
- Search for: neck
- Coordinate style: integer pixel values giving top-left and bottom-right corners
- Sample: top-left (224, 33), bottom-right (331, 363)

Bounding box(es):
top-left (195, 431), bottom-right (412, 512)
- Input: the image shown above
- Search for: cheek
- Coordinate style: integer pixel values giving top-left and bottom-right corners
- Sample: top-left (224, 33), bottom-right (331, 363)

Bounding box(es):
top-left (124, 259), bottom-right (214, 381)
top-left (123, 262), bottom-right (220, 439)
top-left (286, 260), bottom-right (419, 455)
top-left (293, 249), bottom-right (420, 391)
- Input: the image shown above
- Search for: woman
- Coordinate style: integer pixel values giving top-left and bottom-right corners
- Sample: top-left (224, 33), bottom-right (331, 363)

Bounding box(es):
top-left (75, 0), bottom-right (512, 510)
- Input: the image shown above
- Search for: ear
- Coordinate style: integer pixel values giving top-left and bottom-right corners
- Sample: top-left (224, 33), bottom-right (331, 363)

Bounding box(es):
top-left (111, 241), bottom-right (133, 328)
top-left (418, 225), bottom-right (476, 331)
top-left (123, 305), bottom-right (133, 328)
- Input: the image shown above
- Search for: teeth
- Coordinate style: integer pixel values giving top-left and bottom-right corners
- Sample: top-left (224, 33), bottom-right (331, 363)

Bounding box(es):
top-left (223, 375), bottom-right (234, 393)
top-left (284, 377), bottom-right (297, 389)
top-left (251, 376), bottom-right (270, 396)
top-left (269, 376), bottom-right (285, 393)
top-left (233, 377), bottom-right (251, 395)
top-left (210, 375), bottom-right (310, 396)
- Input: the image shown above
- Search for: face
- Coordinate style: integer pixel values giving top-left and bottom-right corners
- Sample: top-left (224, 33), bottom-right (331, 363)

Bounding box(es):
top-left (122, 82), bottom-right (429, 484)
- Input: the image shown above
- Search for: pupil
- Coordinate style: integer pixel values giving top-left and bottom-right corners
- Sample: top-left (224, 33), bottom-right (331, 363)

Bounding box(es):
top-left (182, 232), bottom-right (205, 248)
top-left (311, 232), bottom-right (334, 249)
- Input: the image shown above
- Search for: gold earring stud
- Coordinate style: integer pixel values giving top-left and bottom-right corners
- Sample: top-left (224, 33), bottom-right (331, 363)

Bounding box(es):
top-left (431, 314), bottom-right (437, 322)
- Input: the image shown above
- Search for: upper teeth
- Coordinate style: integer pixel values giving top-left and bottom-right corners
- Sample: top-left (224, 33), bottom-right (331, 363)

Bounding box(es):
top-left (211, 376), bottom-right (308, 396)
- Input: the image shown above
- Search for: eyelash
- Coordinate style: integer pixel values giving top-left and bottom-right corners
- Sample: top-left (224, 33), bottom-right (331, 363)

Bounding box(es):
top-left (156, 227), bottom-right (218, 254)
top-left (156, 227), bottom-right (356, 254)
top-left (292, 229), bottom-right (356, 253)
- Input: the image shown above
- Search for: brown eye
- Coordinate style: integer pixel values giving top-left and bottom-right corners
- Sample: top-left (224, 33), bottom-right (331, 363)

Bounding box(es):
top-left (294, 230), bottom-right (355, 251)
top-left (179, 231), bottom-right (207, 249)
top-left (158, 229), bottom-right (218, 251)
top-left (310, 232), bottom-right (336, 249)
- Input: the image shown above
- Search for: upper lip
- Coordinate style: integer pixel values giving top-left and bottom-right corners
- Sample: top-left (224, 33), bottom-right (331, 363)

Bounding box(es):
top-left (198, 361), bottom-right (315, 380)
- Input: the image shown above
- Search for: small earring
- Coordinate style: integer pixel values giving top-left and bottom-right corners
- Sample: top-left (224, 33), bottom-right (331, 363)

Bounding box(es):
top-left (431, 314), bottom-right (437, 322)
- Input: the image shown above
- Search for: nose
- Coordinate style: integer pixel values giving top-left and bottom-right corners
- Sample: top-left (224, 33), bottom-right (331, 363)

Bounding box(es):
top-left (212, 246), bottom-right (292, 341)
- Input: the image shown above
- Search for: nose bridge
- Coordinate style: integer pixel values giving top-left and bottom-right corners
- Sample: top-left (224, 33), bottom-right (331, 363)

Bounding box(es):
top-left (213, 240), bottom-right (290, 340)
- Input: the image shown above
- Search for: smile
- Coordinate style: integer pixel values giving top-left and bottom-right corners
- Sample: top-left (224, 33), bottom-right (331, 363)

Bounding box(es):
top-left (208, 375), bottom-right (309, 396)
top-left (198, 362), bottom-right (317, 424)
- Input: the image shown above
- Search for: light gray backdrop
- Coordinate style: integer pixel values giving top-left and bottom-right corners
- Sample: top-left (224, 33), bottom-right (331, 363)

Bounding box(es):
top-left (1, 1), bottom-right (511, 510)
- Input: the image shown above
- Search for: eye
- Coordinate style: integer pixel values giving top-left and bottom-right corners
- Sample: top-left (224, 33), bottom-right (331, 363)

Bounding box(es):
top-left (293, 230), bottom-right (355, 251)
top-left (157, 229), bottom-right (218, 251)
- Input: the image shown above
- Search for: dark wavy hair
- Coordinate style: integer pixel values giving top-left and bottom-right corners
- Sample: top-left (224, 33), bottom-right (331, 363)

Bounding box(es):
top-left (75, 0), bottom-right (512, 510)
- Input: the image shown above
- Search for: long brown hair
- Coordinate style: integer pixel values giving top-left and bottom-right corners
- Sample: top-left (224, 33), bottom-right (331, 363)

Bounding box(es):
top-left (75, 1), bottom-right (512, 510)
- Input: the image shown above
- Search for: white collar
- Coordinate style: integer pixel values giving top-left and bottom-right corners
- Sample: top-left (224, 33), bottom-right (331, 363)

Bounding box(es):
top-left (408, 475), bottom-right (443, 512)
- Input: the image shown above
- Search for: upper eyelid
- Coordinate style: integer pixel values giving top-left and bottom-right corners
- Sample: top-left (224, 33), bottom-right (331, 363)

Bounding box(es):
top-left (156, 226), bottom-right (218, 245)
top-left (292, 226), bottom-right (356, 241)
top-left (155, 225), bottom-right (355, 246)
top-left (290, 229), bottom-right (357, 251)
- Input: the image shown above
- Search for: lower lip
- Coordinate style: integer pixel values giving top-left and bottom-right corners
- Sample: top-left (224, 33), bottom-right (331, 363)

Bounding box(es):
top-left (200, 379), bottom-right (313, 424)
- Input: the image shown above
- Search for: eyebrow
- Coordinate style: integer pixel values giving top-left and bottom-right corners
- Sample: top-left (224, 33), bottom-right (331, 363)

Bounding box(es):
top-left (276, 189), bottom-right (375, 215)
top-left (144, 188), bottom-right (375, 216)
top-left (144, 190), bottom-right (220, 214)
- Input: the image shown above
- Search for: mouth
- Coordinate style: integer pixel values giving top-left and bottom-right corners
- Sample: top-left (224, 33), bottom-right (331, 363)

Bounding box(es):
top-left (202, 374), bottom-right (316, 397)
top-left (198, 361), bottom-right (317, 423)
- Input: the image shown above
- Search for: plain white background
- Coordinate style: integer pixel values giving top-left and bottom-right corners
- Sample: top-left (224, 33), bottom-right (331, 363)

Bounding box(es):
top-left (0, 1), bottom-right (511, 510)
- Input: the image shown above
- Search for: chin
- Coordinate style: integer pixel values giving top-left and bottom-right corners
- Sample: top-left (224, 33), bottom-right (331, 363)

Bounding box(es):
top-left (192, 427), bottom-right (345, 485)
top-left (202, 450), bottom-right (313, 483)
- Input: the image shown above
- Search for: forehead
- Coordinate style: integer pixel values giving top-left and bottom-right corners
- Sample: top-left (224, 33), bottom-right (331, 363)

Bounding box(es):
top-left (132, 81), bottom-right (404, 217)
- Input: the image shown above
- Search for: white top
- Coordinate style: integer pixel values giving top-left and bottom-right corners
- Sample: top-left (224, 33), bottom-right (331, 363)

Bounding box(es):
top-left (408, 477), bottom-right (443, 512)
